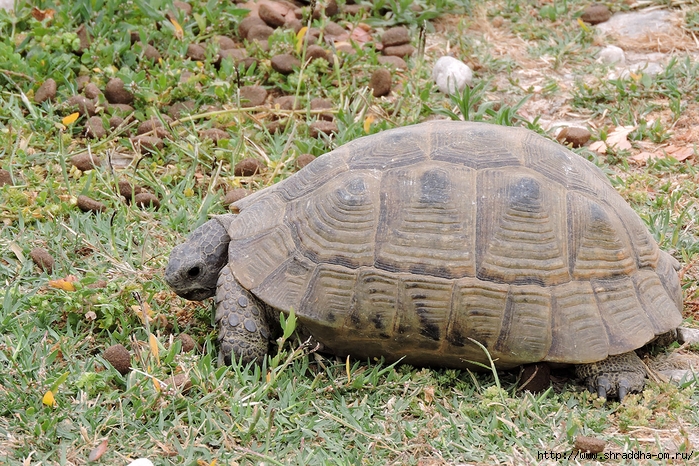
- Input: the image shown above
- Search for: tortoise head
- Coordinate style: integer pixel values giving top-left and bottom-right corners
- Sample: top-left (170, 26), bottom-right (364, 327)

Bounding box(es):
top-left (164, 217), bottom-right (232, 301)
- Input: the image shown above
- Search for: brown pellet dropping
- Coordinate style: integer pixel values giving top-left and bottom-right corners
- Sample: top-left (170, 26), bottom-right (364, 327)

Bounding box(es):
top-left (132, 135), bottom-right (164, 152)
top-left (104, 344), bottom-right (131, 375)
top-left (66, 95), bottom-right (96, 116)
top-left (557, 127), bottom-right (591, 148)
top-left (85, 116), bottom-right (107, 139)
top-left (35, 78), bottom-right (57, 103)
top-left (71, 152), bottom-right (101, 171)
top-left (83, 82), bottom-right (101, 99)
top-left (574, 436), bottom-right (606, 454)
top-left (234, 158), bottom-right (265, 177)
top-left (30, 247), bottom-right (55, 273)
top-left (133, 192), bottom-right (160, 210)
top-left (167, 373), bottom-right (192, 393)
top-left (77, 195), bottom-right (106, 213)
top-left (580, 4), bottom-right (612, 25)
top-left (199, 128), bottom-right (229, 142)
top-left (309, 120), bottom-right (338, 138)
top-left (0, 169), bottom-right (12, 186)
top-left (382, 26), bottom-right (410, 47)
top-left (370, 68), bottom-right (392, 97)
top-left (222, 188), bottom-right (253, 206)
top-left (271, 54), bottom-right (300, 74)
top-left (118, 180), bottom-right (142, 201)
top-left (104, 78), bottom-right (134, 105)
top-left (176, 333), bottom-right (196, 353)
top-left (295, 153), bottom-right (316, 170)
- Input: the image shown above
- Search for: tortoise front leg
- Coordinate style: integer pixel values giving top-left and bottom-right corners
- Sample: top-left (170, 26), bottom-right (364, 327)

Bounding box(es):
top-left (575, 352), bottom-right (646, 400)
top-left (215, 266), bottom-right (272, 365)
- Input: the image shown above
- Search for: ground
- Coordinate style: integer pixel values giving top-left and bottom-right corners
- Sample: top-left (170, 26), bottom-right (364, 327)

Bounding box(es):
top-left (0, 0), bottom-right (698, 465)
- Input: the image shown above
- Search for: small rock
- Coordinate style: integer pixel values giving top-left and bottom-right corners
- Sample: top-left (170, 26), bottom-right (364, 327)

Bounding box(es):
top-left (658, 369), bottom-right (695, 383)
top-left (370, 68), bottom-right (391, 97)
top-left (310, 97), bottom-right (333, 121)
top-left (223, 188), bottom-right (253, 206)
top-left (574, 435), bottom-right (606, 454)
top-left (71, 152), bottom-right (101, 171)
top-left (677, 327), bottom-right (699, 344)
top-left (238, 16), bottom-right (267, 40)
top-left (0, 169), bottom-right (12, 186)
top-left (295, 153), bottom-right (315, 170)
top-left (104, 344), bottom-right (131, 375)
top-left (134, 192), bottom-right (160, 210)
top-left (214, 35), bottom-right (236, 50)
top-left (383, 44), bottom-right (415, 58)
top-left (186, 43), bottom-right (206, 61)
top-left (597, 45), bottom-right (625, 65)
top-left (234, 158), bottom-right (265, 176)
top-left (595, 10), bottom-right (674, 40)
top-left (382, 26), bottom-right (410, 47)
top-left (142, 43), bottom-right (161, 61)
top-left (247, 24), bottom-right (275, 42)
top-left (239, 85), bottom-right (268, 107)
top-left (199, 128), bottom-right (229, 141)
top-left (271, 54), bottom-right (300, 74)
top-left (30, 247), bottom-right (54, 272)
top-left (83, 82), bottom-right (101, 99)
top-left (77, 195), bottom-right (106, 213)
top-left (66, 95), bottom-right (97, 116)
top-left (557, 127), bottom-right (591, 148)
top-left (132, 135), bottom-right (164, 152)
top-left (433, 56), bottom-right (473, 94)
top-left (176, 333), bottom-right (196, 352)
top-left (518, 363), bottom-right (551, 393)
top-left (309, 120), bottom-right (338, 138)
top-left (274, 95), bottom-right (299, 110)
top-left (306, 44), bottom-right (328, 62)
top-left (378, 55), bottom-right (407, 70)
top-left (35, 79), bottom-right (57, 103)
top-left (104, 78), bottom-right (134, 105)
top-left (126, 459), bottom-right (154, 466)
top-left (258, 2), bottom-right (286, 28)
top-left (580, 4), bottom-right (612, 25)
top-left (85, 116), bottom-right (107, 139)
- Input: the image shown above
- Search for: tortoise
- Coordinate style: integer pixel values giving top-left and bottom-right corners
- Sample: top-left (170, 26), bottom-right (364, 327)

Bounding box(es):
top-left (165, 121), bottom-right (683, 399)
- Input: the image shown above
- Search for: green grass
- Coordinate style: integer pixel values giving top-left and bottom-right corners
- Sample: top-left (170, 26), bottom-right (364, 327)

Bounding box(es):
top-left (1, 0), bottom-right (699, 464)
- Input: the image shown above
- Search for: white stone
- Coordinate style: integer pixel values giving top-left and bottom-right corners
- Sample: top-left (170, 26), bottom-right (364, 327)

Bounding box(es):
top-left (596, 10), bottom-right (675, 40)
top-left (657, 370), bottom-right (697, 384)
top-left (433, 56), bottom-right (473, 94)
top-left (677, 327), bottom-right (699, 345)
top-left (597, 45), bottom-right (625, 65)
top-left (127, 459), bottom-right (154, 466)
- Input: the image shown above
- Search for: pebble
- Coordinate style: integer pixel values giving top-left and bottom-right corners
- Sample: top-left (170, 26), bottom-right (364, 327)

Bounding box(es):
top-left (596, 10), bottom-right (674, 40)
top-left (580, 4), bottom-right (612, 25)
top-left (104, 78), bottom-right (134, 105)
top-left (239, 85), bottom-right (268, 107)
top-left (30, 247), bottom-right (54, 272)
top-left (382, 26), bottom-right (410, 47)
top-left (556, 126), bottom-right (591, 148)
top-left (77, 195), bottom-right (106, 213)
top-left (433, 56), bottom-right (473, 94)
top-left (271, 54), bottom-right (300, 74)
top-left (597, 45), bottom-right (625, 65)
top-left (234, 158), bottom-right (265, 176)
top-left (677, 327), bottom-right (699, 345)
top-left (309, 120), bottom-right (338, 138)
top-left (35, 78), bottom-right (57, 103)
top-left (85, 116), bottom-right (106, 139)
top-left (370, 68), bottom-right (391, 97)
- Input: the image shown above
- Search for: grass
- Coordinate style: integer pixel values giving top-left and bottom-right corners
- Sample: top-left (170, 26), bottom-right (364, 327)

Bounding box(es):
top-left (1, 0), bottom-right (699, 464)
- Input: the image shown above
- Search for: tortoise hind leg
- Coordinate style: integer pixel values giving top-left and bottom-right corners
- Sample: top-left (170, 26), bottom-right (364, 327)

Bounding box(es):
top-left (575, 352), bottom-right (646, 400)
top-left (215, 266), bottom-right (272, 365)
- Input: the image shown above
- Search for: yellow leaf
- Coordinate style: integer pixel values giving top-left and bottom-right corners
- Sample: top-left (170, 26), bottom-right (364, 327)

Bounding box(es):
top-left (183, 187), bottom-right (194, 197)
top-left (152, 377), bottom-right (161, 392)
top-left (170, 17), bottom-right (184, 40)
top-left (346, 355), bottom-right (351, 383)
top-left (62, 112), bottom-right (80, 125)
top-left (577, 17), bottom-right (590, 32)
top-left (149, 333), bottom-right (159, 361)
top-left (266, 371), bottom-right (271, 383)
top-left (42, 390), bottom-right (56, 407)
top-left (363, 115), bottom-right (375, 134)
top-left (295, 26), bottom-right (308, 54)
top-left (48, 279), bottom-right (76, 291)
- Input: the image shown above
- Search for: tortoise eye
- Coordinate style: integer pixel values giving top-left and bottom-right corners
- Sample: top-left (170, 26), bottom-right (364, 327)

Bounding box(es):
top-left (187, 266), bottom-right (201, 278)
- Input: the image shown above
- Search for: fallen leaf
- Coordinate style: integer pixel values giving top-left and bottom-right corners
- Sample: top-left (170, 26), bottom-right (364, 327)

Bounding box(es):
top-left (591, 125), bottom-right (635, 154)
top-left (88, 439), bottom-right (109, 462)
top-left (32, 7), bottom-right (55, 22)
top-left (148, 333), bottom-right (159, 361)
top-left (62, 112), bottom-right (80, 125)
top-left (295, 26), bottom-right (308, 54)
top-left (363, 115), bottom-right (375, 134)
top-left (630, 151), bottom-right (654, 164)
top-left (423, 386), bottom-right (435, 404)
top-left (664, 145), bottom-right (694, 161)
top-left (152, 377), bottom-right (161, 393)
top-left (169, 17), bottom-right (184, 40)
top-left (346, 355), bottom-right (351, 383)
top-left (350, 27), bottom-right (372, 45)
top-left (48, 277), bottom-right (77, 291)
top-left (42, 390), bottom-right (56, 407)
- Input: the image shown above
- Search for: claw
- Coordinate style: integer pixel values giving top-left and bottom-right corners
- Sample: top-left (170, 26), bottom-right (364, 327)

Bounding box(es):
top-left (618, 379), bottom-right (631, 401)
top-left (597, 376), bottom-right (611, 399)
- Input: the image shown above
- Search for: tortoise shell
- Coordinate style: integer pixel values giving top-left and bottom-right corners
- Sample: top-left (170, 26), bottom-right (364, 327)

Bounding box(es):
top-left (226, 121), bottom-right (682, 369)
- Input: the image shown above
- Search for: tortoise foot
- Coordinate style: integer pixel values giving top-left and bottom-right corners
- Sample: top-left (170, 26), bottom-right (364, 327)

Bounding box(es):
top-left (215, 266), bottom-right (272, 365)
top-left (575, 352), bottom-right (646, 401)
